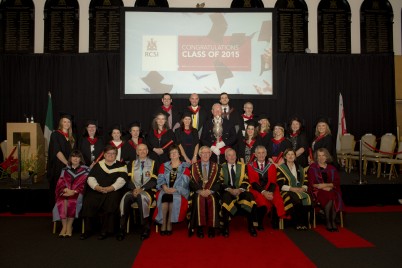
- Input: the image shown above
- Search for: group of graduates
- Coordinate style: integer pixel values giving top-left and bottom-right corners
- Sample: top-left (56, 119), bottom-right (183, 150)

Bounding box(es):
top-left (49, 92), bottom-right (344, 241)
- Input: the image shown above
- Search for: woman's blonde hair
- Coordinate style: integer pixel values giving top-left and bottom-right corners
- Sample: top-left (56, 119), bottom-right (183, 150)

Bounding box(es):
top-left (58, 118), bottom-right (75, 148)
top-left (315, 122), bottom-right (331, 137)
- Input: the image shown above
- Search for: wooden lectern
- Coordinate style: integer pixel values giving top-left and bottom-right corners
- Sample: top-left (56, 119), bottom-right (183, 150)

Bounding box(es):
top-left (6, 123), bottom-right (46, 177)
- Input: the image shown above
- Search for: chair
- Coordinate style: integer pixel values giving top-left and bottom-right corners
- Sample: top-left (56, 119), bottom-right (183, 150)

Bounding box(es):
top-left (364, 133), bottom-right (396, 178)
top-left (126, 200), bottom-right (157, 233)
top-left (312, 206), bottom-right (344, 229)
top-left (347, 134), bottom-right (376, 173)
top-left (336, 134), bottom-right (355, 171)
top-left (377, 141), bottom-right (402, 180)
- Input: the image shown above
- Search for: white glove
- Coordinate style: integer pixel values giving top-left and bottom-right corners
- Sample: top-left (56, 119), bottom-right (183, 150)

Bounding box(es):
top-left (211, 146), bottom-right (220, 155)
top-left (216, 141), bottom-right (225, 149)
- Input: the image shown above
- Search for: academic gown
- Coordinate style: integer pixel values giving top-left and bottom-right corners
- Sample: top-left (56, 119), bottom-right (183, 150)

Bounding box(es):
top-left (287, 132), bottom-right (309, 167)
top-left (200, 118), bottom-right (237, 162)
top-left (175, 128), bottom-right (199, 161)
top-left (153, 161), bottom-right (191, 224)
top-left (186, 105), bottom-right (208, 133)
top-left (307, 163), bottom-right (344, 212)
top-left (121, 138), bottom-right (145, 170)
top-left (81, 160), bottom-right (128, 232)
top-left (189, 161), bottom-right (222, 228)
top-left (247, 161), bottom-right (286, 218)
top-left (220, 162), bottom-right (255, 216)
top-left (120, 157), bottom-right (157, 226)
top-left (47, 131), bottom-right (76, 204)
top-left (146, 129), bottom-right (176, 168)
top-left (78, 136), bottom-right (104, 166)
top-left (276, 163), bottom-right (311, 213)
top-left (237, 137), bottom-right (263, 164)
top-left (53, 165), bottom-right (89, 221)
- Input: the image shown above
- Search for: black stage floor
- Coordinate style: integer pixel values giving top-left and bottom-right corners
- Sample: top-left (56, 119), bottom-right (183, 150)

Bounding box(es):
top-left (1, 167), bottom-right (402, 213)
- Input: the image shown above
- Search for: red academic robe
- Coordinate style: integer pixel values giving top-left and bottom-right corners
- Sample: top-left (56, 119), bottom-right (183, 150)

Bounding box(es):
top-left (247, 161), bottom-right (286, 218)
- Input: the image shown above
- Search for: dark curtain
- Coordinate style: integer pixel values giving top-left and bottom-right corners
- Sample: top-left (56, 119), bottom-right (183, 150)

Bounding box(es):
top-left (0, 53), bottom-right (395, 146)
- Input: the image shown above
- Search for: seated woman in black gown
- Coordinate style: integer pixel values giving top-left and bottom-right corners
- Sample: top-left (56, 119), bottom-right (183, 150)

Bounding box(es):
top-left (80, 145), bottom-right (128, 240)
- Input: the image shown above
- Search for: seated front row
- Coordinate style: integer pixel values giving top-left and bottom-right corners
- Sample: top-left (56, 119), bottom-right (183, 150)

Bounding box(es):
top-left (54, 145), bottom-right (342, 240)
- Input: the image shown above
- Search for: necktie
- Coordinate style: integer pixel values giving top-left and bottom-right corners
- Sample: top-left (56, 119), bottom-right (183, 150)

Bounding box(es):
top-left (223, 107), bottom-right (227, 119)
top-left (202, 164), bottom-right (208, 180)
top-left (230, 164), bottom-right (236, 187)
top-left (168, 110), bottom-right (173, 129)
top-left (260, 163), bottom-right (264, 170)
top-left (192, 113), bottom-right (198, 129)
top-left (140, 161), bottom-right (145, 185)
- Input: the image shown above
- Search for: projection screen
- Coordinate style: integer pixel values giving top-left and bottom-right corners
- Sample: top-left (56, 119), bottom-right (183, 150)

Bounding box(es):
top-left (120, 8), bottom-right (276, 99)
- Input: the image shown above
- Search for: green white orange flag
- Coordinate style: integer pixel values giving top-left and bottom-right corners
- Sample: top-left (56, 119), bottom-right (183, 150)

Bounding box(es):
top-left (44, 92), bottom-right (54, 150)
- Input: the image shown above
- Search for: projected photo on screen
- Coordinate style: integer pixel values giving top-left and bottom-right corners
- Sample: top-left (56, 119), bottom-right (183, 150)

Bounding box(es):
top-left (121, 8), bottom-right (275, 99)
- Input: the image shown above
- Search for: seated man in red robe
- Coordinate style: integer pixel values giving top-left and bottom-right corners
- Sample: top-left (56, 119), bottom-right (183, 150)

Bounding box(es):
top-left (247, 145), bottom-right (286, 230)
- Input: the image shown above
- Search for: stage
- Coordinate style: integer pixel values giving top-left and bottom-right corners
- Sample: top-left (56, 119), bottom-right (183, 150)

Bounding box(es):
top-left (1, 168), bottom-right (402, 213)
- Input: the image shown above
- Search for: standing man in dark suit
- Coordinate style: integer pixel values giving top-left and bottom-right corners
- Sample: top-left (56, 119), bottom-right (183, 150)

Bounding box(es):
top-left (200, 103), bottom-right (237, 164)
top-left (186, 93), bottom-right (207, 136)
top-left (153, 93), bottom-right (180, 131)
top-left (219, 92), bottom-right (240, 133)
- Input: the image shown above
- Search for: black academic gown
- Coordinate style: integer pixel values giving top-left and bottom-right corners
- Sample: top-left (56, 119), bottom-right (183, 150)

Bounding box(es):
top-left (146, 129), bottom-right (176, 169)
top-left (47, 131), bottom-right (75, 204)
top-left (121, 138), bottom-right (146, 170)
top-left (78, 136), bottom-right (104, 166)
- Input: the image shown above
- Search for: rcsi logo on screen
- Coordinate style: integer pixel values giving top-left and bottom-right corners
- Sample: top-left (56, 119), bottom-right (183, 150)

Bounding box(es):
top-left (142, 36), bottom-right (178, 71)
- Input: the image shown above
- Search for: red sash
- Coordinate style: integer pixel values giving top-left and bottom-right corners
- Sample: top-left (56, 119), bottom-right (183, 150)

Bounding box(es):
top-left (87, 137), bottom-right (98, 145)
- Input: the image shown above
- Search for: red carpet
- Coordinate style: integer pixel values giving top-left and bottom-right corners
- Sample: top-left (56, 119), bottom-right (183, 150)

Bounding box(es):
top-left (314, 225), bottom-right (374, 248)
top-left (0, 212), bottom-right (52, 217)
top-left (344, 205), bottom-right (402, 213)
top-left (132, 221), bottom-right (316, 268)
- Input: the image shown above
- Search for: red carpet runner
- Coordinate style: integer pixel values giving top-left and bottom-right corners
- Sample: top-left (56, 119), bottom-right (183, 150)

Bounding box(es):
top-left (314, 225), bottom-right (374, 248)
top-left (132, 221), bottom-right (316, 268)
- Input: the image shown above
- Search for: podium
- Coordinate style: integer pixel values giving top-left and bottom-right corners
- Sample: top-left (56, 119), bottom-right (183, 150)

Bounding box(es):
top-left (6, 123), bottom-right (46, 178)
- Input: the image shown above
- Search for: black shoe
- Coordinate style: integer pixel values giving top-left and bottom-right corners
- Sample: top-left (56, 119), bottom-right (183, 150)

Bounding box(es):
top-left (160, 230), bottom-right (166, 236)
top-left (80, 232), bottom-right (90, 240)
top-left (140, 230), bottom-right (150, 241)
top-left (166, 230), bottom-right (172, 236)
top-left (257, 224), bottom-right (264, 231)
top-left (116, 231), bottom-right (125, 241)
top-left (196, 228), bottom-right (204, 238)
top-left (97, 233), bottom-right (108, 240)
top-left (222, 228), bottom-right (229, 238)
top-left (326, 227), bottom-right (334, 232)
top-left (208, 228), bottom-right (215, 238)
top-left (248, 227), bottom-right (257, 237)
top-left (271, 221), bottom-right (279, 230)
top-left (188, 228), bottom-right (194, 237)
